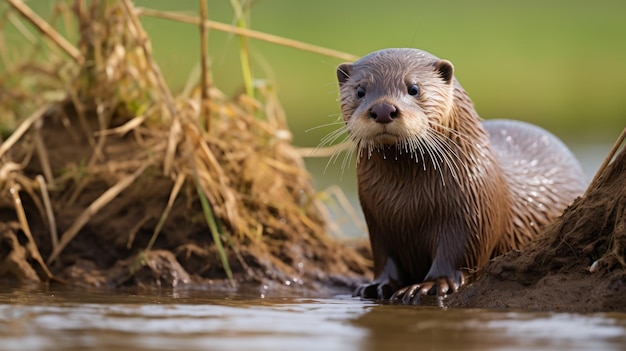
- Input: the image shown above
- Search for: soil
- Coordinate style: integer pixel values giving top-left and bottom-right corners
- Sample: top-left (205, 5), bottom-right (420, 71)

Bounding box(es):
top-left (0, 0), bottom-right (371, 297)
top-left (447, 143), bottom-right (626, 312)
top-left (0, 102), bottom-right (371, 295)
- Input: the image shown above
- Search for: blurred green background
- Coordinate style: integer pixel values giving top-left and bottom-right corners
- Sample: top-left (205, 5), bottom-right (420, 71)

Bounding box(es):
top-left (3, 0), bottom-right (625, 177)
top-left (130, 0), bottom-right (626, 146)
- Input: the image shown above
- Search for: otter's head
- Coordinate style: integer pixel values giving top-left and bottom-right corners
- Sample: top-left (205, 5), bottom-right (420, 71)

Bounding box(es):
top-left (337, 48), bottom-right (455, 149)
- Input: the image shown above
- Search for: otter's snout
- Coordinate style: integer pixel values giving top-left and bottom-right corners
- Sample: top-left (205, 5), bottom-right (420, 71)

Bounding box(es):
top-left (369, 103), bottom-right (398, 124)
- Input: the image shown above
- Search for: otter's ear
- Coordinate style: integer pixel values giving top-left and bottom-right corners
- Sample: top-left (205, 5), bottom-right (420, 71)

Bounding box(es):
top-left (434, 60), bottom-right (454, 84)
top-left (337, 63), bottom-right (353, 86)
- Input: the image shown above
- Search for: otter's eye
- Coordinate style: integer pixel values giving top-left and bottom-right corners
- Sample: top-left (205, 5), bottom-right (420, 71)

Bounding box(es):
top-left (356, 86), bottom-right (366, 99)
top-left (407, 84), bottom-right (420, 97)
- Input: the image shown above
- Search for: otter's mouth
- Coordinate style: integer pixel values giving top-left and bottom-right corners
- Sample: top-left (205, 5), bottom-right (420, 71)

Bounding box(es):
top-left (372, 132), bottom-right (400, 145)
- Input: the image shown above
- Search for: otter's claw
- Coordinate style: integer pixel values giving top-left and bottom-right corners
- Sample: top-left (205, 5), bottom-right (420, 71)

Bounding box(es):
top-left (391, 276), bottom-right (460, 304)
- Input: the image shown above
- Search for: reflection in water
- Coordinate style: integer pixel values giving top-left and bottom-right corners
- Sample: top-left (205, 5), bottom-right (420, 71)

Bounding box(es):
top-left (0, 285), bottom-right (372, 351)
top-left (1, 284), bottom-right (626, 351)
top-left (353, 304), bottom-right (626, 351)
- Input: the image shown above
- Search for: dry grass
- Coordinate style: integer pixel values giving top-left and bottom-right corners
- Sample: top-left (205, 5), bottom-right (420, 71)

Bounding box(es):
top-left (0, 0), bottom-right (370, 289)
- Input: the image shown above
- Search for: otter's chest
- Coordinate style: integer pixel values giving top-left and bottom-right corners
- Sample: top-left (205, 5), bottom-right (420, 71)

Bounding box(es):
top-left (356, 157), bottom-right (462, 225)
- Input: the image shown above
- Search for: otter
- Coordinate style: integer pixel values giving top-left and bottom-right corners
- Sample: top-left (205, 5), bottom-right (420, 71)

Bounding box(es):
top-left (334, 48), bottom-right (586, 303)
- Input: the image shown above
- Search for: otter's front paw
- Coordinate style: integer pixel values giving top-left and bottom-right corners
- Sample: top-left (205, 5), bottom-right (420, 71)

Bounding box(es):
top-left (391, 275), bottom-right (462, 304)
top-left (353, 281), bottom-right (395, 300)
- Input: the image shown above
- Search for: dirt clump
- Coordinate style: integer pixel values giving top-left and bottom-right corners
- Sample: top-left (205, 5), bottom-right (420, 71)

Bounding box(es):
top-left (0, 0), bottom-right (370, 294)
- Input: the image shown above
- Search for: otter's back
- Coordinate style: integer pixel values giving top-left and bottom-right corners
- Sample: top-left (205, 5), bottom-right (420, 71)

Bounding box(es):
top-left (483, 119), bottom-right (587, 252)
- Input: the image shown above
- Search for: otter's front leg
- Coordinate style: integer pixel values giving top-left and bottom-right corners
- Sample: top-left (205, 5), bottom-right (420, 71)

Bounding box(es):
top-left (353, 257), bottom-right (402, 299)
top-left (391, 241), bottom-right (467, 303)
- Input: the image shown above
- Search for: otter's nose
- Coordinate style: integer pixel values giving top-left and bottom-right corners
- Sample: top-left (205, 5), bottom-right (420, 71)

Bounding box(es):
top-left (369, 103), bottom-right (398, 124)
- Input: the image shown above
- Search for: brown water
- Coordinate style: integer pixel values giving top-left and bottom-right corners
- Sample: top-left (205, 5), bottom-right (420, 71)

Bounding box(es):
top-left (1, 284), bottom-right (626, 351)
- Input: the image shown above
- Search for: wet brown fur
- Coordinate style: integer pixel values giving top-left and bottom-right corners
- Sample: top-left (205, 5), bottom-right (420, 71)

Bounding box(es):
top-left (335, 48), bottom-right (586, 300)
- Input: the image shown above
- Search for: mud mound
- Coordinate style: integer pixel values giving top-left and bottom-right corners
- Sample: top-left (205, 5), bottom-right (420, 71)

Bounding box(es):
top-left (0, 0), bottom-right (370, 293)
